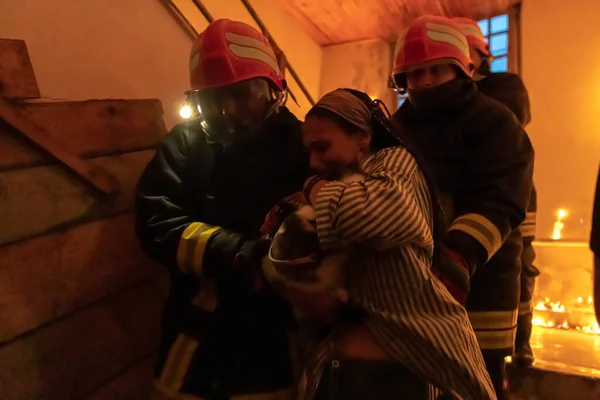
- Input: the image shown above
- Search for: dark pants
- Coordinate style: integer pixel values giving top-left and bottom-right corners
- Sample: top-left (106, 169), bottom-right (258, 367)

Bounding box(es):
top-left (483, 353), bottom-right (507, 400)
top-left (514, 238), bottom-right (539, 365)
top-left (313, 358), bottom-right (429, 400)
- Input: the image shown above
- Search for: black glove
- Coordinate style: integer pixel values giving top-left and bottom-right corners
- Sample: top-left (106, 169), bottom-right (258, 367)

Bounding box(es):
top-left (233, 237), bottom-right (272, 293)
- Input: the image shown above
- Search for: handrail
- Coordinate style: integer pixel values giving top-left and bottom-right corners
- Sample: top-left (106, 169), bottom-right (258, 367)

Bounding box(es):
top-left (239, 0), bottom-right (315, 106)
top-left (159, 0), bottom-right (198, 40)
top-left (191, 0), bottom-right (214, 23)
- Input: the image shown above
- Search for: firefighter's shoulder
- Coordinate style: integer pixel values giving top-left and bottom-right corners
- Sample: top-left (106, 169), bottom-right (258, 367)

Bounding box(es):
top-left (158, 118), bottom-right (207, 152)
top-left (465, 92), bottom-right (525, 138)
top-left (481, 72), bottom-right (527, 94)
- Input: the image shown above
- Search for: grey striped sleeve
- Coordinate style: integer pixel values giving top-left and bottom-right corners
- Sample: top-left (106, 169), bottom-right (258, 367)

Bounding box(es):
top-left (314, 147), bottom-right (433, 251)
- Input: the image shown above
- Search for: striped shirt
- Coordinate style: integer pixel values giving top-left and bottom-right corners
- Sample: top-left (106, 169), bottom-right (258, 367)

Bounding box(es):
top-left (298, 147), bottom-right (496, 400)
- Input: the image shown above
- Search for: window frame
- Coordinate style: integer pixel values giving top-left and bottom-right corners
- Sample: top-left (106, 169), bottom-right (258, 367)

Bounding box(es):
top-left (478, 14), bottom-right (510, 73)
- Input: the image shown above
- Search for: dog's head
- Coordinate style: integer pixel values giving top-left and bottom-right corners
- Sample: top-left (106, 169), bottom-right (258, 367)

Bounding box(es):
top-left (263, 201), bottom-right (321, 282)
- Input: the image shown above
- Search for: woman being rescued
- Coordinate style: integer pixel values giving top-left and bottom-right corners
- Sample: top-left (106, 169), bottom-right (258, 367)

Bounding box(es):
top-left (275, 88), bottom-right (496, 400)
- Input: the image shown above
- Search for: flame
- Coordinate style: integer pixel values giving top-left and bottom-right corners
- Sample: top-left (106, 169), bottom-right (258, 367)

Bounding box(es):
top-left (551, 208), bottom-right (568, 240)
top-left (532, 296), bottom-right (600, 334)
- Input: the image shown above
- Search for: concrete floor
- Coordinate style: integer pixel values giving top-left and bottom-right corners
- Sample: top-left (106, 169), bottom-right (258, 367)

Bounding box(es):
top-left (529, 325), bottom-right (600, 377)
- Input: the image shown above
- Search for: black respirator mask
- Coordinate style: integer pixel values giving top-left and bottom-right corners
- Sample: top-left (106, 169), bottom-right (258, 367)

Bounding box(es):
top-left (407, 76), bottom-right (473, 113)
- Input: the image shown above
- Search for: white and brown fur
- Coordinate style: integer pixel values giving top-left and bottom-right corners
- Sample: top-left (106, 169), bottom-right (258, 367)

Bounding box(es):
top-left (262, 172), bottom-right (365, 319)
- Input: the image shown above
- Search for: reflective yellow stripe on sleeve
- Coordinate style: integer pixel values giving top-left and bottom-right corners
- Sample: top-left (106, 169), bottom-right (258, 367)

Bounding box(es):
top-left (449, 213), bottom-right (503, 260)
top-left (176, 222), bottom-right (220, 276)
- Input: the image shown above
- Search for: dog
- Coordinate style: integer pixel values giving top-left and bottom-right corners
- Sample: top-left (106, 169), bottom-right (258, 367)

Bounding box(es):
top-left (262, 201), bottom-right (349, 308)
top-left (261, 172), bottom-right (366, 319)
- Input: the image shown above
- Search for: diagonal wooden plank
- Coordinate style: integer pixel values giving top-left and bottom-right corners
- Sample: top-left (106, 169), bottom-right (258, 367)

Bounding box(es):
top-left (0, 97), bottom-right (119, 197)
top-left (0, 149), bottom-right (154, 247)
top-left (0, 98), bottom-right (165, 171)
top-left (0, 213), bottom-right (163, 343)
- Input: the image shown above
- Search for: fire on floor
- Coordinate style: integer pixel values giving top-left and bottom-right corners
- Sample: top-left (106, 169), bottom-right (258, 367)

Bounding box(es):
top-left (507, 235), bottom-right (600, 400)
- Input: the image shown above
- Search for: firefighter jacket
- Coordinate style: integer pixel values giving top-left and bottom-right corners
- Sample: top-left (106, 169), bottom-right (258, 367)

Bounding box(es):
top-left (477, 72), bottom-right (538, 316)
top-left (134, 108), bottom-right (310, 399)
top-left (393, 79), bottom-right (535, 356)
top-left (476, 72), bottom-right (531, 127)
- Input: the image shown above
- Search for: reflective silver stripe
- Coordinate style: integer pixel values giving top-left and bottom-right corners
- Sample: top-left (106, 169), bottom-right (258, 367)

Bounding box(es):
top-left (520, 224), bottom-right (536, 237)
top-left (449, 213), bottom-right (503, 260)
top-left (468, 310), bottom-right (518, 330)
top-left (518, 300), bottom-right (533, 315)
top-left (524, 211), bottom-right (536, 224)
top-left (426, 23), bottom-right (470, 58)
top-left (520, 211), bottom-right (536, 237)
top-left (157, 334), bottom-right (200, 393)
top-left (474, 328), bottom-right (517, 350)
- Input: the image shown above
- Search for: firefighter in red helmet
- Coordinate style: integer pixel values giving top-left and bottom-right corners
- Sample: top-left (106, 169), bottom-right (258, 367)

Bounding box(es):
top-left (135, 19), bottom-right (309, 399)
top-left (391, 15), bottom-right (534, 399)
top-left (454, 16), bottom-right (539, 368)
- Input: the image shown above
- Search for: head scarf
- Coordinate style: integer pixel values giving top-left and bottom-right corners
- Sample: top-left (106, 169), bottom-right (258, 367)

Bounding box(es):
top-left (310, 89), bottom-right (373, 135)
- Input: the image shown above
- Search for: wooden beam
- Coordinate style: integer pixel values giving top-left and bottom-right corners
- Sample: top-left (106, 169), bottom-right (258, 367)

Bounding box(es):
top-left (0, 97), bottom-right (119, 197)
top-left (0, 39), bottom-right (40, 99)
top-left (0, 275), bottom-right (167, 400)
top-left (0, 213), bottom-right (163, 343)
top-left (0, 98), bottom-right (165, 171)
top-left (0, 150), bottom-right (154, 247)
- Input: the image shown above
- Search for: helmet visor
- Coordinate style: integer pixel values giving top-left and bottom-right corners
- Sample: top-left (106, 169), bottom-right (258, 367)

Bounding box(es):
top-left (190, 78), bottom-right (275, 145)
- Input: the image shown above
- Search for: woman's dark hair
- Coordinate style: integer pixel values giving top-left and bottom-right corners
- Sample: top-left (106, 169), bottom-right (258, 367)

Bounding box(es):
top-left (307, 88), bottom-right (446, 263)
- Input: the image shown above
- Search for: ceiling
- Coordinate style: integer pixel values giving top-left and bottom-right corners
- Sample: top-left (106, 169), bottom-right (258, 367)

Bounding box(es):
top-left (277, 0), bottom-right (519, 46)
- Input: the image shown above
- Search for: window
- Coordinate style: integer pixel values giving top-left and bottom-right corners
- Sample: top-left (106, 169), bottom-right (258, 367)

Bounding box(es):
top-left (478, 14), bottom-right (510, 73)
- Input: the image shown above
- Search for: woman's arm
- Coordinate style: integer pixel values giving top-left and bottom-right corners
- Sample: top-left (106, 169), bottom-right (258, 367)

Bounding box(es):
top-left (313, 147), bottom-right (433, 250)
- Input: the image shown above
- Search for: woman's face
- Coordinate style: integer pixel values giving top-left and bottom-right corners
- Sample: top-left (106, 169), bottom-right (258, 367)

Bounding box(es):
top-left (302, 116), bottom-right (369, 179)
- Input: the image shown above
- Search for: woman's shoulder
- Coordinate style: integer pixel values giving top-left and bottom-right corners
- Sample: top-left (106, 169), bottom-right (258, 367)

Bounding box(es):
top-left (370, 146), bottom-right (418, 175)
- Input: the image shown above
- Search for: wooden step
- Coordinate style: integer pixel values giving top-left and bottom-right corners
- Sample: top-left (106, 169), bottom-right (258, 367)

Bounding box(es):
top-left (0, 39), bottom-right (40, 99)
top-left (0, 98), bottom-right (166, 171)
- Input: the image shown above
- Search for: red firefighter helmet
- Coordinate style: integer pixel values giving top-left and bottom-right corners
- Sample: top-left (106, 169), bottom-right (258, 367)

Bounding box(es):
top-left (392, 15), bottom-right (473, 90)
top-left (452, 17), bottom-right (491, 57)
top-left (189, 19), bottom-right (284, 92)
top-left (186, 19), bottom-right (287, 145)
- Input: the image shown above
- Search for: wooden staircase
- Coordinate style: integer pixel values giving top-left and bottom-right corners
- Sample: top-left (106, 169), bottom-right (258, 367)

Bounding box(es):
top-left (0, 38), bottom-right (167, 400)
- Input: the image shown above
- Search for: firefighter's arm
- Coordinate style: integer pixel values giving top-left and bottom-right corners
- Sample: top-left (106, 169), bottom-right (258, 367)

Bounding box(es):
top-left (444, 117), bottom-right (534, 274)
top-left (134, 127), bottom-right (256, 278)
top-left (312, 147), bottom-right (432, 250)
